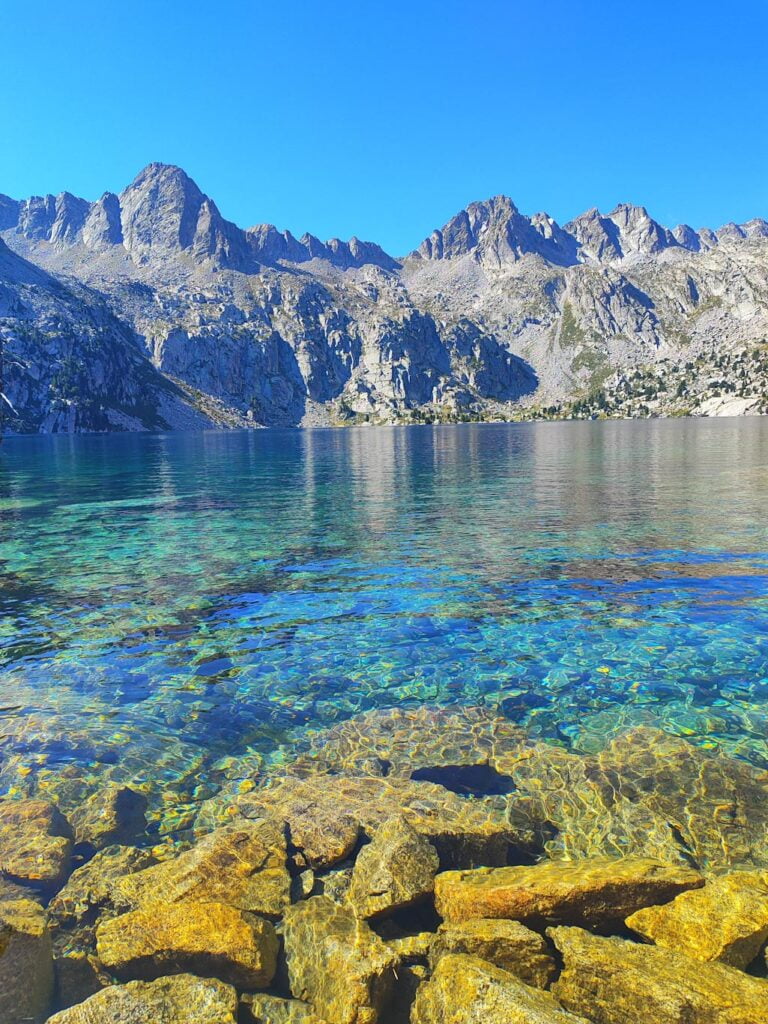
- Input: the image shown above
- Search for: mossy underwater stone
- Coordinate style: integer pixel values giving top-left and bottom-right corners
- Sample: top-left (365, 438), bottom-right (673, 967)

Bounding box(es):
top-left (0, 799), bottom-right (73, 889)
top-left (44, 973), bottom-right (239, 1023)
top-left (0, 898), bottom-right (54, 1024)
top-left (430, 917), bottom-right (556, 988)
top-left (68, 785), bottom-right (148, 850)
top-left (411, 953), bottom-right (589, 1024)
top-left (49, 844), bottom-right (156, 925)
top-left (434, 856), bottom-right (703, 928)
top-left (282, 894), bottom-right (398, 1024)
top-left (626, 870), bottom-right (768, 968)
top-left (114, 820), bottom-right (290, 916)
top-left (242, 993), bottom-right (329, 1023)
top-left (96, 899), bottom-right (278, 988)
top-left (347, 816), bottom-right (439, 919)
top-left (550, 924), bottom-right (768, 1024)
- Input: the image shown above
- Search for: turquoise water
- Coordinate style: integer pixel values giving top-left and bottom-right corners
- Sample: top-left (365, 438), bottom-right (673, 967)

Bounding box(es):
top-left (1, 419), bottom-right (768, 830)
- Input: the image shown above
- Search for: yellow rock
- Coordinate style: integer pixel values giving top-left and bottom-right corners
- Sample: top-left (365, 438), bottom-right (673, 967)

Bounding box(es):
top-left (0, 799), bottom-right (73, 889)
top-left (430, 918), bottom-right (556, 988)
top-left (435, 856), bottom-right (703, 928)
top-left (550, 925), bottom-right (768, 1024)
top-left (347, 816), bottom-right (439, 918)
top-left (45, 973), bottom-right (238, 1023)
top-left (96, 899), bottom-right (278, 988)
top-left (411, 953), bottom-right (588, 1023)
top-left (0, 898), bottom-right (53, 1024)
top-left (626, 871), bottom-right (768, 968)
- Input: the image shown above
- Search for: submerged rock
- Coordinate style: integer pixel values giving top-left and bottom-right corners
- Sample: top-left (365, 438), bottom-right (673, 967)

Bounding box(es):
top-left (114, 821), bottom-right (290, 916)
top-left (430, 918), bottom-right (556, 988)
top-left (282, 895), bottom-right (398, 1024)
top-left (242, 993), bottom-right (329, 1023)
top-left (96, 900), bottom-right (278, 988)
top-left (0, 799), bottom-right (73, 889)
top-left (221, 773), bottom-right (530, 870)
top-left (45, 973), bottom-right (239, 1023)
top-left (49, 845), bottom-right (156, 925)
top-left (411, 953), bottom-right (588, 1024)
top-left (68, 785), bottom-right (148, 850)
top-left (550, 924), bottom-right (768, 1023)
top-left (0, 898), bottom-right (54, 1024)
top-left (434, 856), bottom-right (703, 928)
top-left (626, 870), bottom-right (768, 968)
top-left (348, 816), bottom-right (439, 919)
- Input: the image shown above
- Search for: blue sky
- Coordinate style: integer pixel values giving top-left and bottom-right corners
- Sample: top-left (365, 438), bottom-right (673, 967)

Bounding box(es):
top-left (2, 0), bottom-right (767, 254)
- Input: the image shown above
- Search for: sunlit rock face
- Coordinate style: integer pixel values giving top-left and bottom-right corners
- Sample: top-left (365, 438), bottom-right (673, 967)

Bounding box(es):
top-left (3, 164), bottom-right (768, 433)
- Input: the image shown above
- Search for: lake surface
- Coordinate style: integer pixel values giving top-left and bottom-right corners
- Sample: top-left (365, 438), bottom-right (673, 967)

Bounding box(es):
top-left (2, 418), bottom-right (768, 833)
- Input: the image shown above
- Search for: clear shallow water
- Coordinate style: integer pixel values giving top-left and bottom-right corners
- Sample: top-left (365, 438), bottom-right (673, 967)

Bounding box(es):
top-left (1, 419), bottom-right (768, 831)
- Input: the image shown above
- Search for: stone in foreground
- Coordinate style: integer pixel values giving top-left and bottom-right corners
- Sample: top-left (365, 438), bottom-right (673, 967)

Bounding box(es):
top-left (45, 973), bottom-right (238, 1023)
top-left (550, 925), bottom-right (768, 1023)
top-left (49, 844), bottom-right (156, 925)
top-left (435, 856), bottom-right (703, 927)
top-left (282, 895), bottom-right (397, 1024)
top-left (411, 953), bottom-right (588, 1024)
top-left (0, 898), bottom-right (53, 1024)
top-left (430, 917), bottom-right (556, 988)
top-left (96, 899), bottom-right (278, 988)
top-left (0, 799), bottom-right (73, 889)
top-left (626, 870), bottom-right (768, 968)
top-left (348, 816), bottom-right (439, 918)
top-left (242, 993), bottom-right (329, 1023)
top-left (114, 820), bottom-right (290, 916)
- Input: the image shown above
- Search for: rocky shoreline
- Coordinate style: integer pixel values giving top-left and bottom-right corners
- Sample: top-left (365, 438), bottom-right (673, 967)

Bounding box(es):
top-left (2, 705), bottom-right (768, 1023)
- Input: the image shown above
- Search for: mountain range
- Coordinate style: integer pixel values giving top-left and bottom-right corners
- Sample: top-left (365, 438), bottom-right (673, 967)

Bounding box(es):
top-left (1, 162), bottom-right (767, 433)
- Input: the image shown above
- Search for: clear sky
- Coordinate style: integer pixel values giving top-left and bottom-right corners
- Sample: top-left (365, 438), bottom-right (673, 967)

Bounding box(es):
top-left (3, 0), bottom-right (767, 255)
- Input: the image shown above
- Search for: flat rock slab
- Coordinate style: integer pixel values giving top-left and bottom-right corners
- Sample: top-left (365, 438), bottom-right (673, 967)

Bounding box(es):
top-left (114, 821), bottom-right (290, 916)
top-left (282, 895), bottom-right (397, 1024)
top-left (0, 898), bottom-right (53, 1024)
top-left (430, 918), bottom-right (556, 988)
top-left (627, 870), bottom-right (768, 967)
top-left (435, 856), bottom-right (703, 928)
top-left (348, 816), bottom-right (438, 919)
top-left (550, 925), bottom-right (768, 1024)
top-left (0, 799), bottom-right (73, 889)
top-left (411, 953), bottom-right (589, 1024)
top-left (96, 899), bottom-right (278, 988)
top-left (45, 973), bottom-right (238, 1023)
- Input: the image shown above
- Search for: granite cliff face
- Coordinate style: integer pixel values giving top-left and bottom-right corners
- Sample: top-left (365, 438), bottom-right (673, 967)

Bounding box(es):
top-left (1, 164), bottom-right (767, 432)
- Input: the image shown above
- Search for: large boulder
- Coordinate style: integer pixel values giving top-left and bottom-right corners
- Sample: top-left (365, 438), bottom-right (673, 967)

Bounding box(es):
top-left (0, 800), bottom-right (73, 889)
top-left (626, 871), bottom-right (768, 968)
top-left (282, 895), bottom-right (397, 1024)
top-left (0, 898), bottom-right (54, 1024)
top-left (347, 816), bottom-right (438, 918)
top-left (113, 821), bottom-right (290, 916)
top-left (434, 856), bottom-right (703, 928)
top-left (44, 973), bottom-right (238, 1023)
top-left (96, 900), bottom-right (278, 988)
top-left (430, 918), bottom-right (556, 988)
top-left (68, 785), bottom-right (148, 850)
top-left (550, 925), bottom-right (768, 1023)
top-left (411, 953), bottom-right (588, 1024)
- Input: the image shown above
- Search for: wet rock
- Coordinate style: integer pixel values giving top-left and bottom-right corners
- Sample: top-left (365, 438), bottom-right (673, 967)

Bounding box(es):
top-left (49, 845), bottom-right (156, 925)
top-left (0, 799), bottom-right (73, 889)
top-left (316, 864), bottom-right (354, 903)
top-left (348, 816), bottom-right (438, 919)
top-left (385, 932), bottom-right (434, 961)
top-left (282, 895), bottom-right (398, 1024)
top-left (45, 973), bottom-right (239, 1023)
top-left (434, 856), bottom-right (703, 928)
top-left (411, 953), bottom-right (588, 1024)
top-left (0, 898), bottom-right (54, 1024)
top-left (114, 820), bottom-right (290, 916)
top-left (68, 785), bottom-right (148, 850)
top-left (221, 774), bottom-right (530, 870)
top-left (430, 918), bottom-right (556, 988)
top-left (242, 993), bottom-right (328, 1023)
top-left (626, 870), bottom-right (768, 968)
top-left (550, 925), bottom-right (768, 1024)
top-left (96, 900), bottom-right (278, 988)
top-left (53, 946), bottom-right (108, 1012)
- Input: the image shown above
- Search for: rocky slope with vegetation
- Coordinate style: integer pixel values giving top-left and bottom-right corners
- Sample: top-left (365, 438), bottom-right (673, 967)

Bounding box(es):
top-left (1, 164), bottom-right (767, 432)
